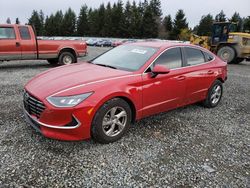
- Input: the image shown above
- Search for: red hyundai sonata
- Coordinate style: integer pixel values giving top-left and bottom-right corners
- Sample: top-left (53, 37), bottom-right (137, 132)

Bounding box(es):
top-left (24, 42), bottom-right (227, 143)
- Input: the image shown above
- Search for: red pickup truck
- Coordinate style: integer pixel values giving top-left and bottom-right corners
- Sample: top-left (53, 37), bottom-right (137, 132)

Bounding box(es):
top-left (0, 24), bottom-right (87, 65)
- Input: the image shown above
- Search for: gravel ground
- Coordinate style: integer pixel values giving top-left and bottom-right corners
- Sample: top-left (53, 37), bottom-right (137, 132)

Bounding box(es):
top-left (0, 46), bottom-right (249, 187)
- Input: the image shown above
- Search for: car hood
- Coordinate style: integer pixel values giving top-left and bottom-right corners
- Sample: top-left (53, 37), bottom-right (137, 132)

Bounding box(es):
top-left (25, 62), bottom-right (131, 99)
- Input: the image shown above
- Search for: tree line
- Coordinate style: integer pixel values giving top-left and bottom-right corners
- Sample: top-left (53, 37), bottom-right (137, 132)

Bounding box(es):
top-left (5, 0), bottom-right (250, 39)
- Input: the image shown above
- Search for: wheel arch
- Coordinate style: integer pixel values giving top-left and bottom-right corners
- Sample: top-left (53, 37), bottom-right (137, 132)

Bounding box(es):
top-left (58, 47), bottom-right (77, 59)
top-left (92, 93), bottom-right (138, 125)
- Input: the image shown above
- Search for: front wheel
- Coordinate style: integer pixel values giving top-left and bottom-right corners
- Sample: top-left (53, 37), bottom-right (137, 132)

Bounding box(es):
top-left (91, 98), bottom-right (132, 144)
top-left (217, 46), bottom-right (236, 64)
top-left (203, 80), bottom-right (223, 108)
top-left (59, 52), bottom-right (76, 65)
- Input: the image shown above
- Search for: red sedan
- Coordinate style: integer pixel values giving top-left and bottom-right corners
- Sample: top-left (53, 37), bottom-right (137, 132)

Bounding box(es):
top-left (24, 42), bottom-right (227, 143)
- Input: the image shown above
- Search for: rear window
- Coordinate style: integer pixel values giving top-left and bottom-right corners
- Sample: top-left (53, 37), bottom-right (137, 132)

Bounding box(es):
top-left (203, 52), bottom-right (214, 62)
top-left (18, 26), bottom-right (31, 40)
top-left (0, 27), bottom-right (16, 39)
top-left (185, 47), bottom-right (205, 66)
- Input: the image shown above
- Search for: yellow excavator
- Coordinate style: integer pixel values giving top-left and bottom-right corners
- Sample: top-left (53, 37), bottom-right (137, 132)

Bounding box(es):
top-left (190, 22), bottom-right (250, 64)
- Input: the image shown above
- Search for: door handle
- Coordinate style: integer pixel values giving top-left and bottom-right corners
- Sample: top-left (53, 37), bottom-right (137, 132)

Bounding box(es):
top-left (16, 42), bottom-right (20, 47)
top-left (207, 70), bottom-right (214, 75)
top-left (176, 76), bottom-right (186, 81)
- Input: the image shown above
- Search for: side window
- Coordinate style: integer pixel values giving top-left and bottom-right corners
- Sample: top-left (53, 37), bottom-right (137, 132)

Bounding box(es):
top-left (18, 26), bottom-right (31, 40)
top-left (203, 52), bottom-right (214, 62)
top-left (0, 27), bottom-right (16, 39)
top-left (185, 48), bottom-right (205, 66)
top-left (154, 48), bottom-right (182, 69)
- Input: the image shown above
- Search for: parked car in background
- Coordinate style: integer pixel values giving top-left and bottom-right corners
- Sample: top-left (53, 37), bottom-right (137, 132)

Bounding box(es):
top-left (112, 39), bottom-right (137, 47)
top-left (0, 24), bottom-right (87, 65)
top-left (86, 38), bottom-right (98, 46)
top-left (95, 39), bottom-right (113, 47)
top-left (24, 42), bottom-right (227, 143)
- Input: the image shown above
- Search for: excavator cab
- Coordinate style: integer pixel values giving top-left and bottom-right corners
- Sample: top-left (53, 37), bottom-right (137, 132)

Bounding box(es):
top-left (211, 22), bottom-right (237, 46)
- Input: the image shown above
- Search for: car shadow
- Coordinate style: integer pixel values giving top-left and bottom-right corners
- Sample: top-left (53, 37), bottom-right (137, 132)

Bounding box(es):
top-left (30, 103), bottom-right (204, 149)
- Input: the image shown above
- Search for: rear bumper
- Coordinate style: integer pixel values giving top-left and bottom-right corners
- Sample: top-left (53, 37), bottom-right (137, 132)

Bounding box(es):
top-left (78, 52), bottom-right (88, 57)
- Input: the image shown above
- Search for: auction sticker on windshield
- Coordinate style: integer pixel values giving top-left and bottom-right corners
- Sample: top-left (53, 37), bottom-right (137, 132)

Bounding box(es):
top-left (131, 49), bottom-right (147, 54)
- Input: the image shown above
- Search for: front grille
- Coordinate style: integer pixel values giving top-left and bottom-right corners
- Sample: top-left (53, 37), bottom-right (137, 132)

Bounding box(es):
top-left (23, 91), bottom-right (46, 118)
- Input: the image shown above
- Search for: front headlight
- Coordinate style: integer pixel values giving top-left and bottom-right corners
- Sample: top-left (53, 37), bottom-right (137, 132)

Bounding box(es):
top-left (47, 92), bottom-right (93, 107)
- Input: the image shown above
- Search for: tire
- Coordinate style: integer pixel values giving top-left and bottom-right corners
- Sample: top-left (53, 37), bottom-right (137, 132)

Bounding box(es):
top-left (58, 52), bottom-right (76, 65)
top-left (47, 59), bottom-right (58, 65)
top-left (203, 80), bottom-right (223, 108)
top-left (234, 58), bottom-right (244, 64)
top-left (217, 46), bottom-right (236, 64)
top-left (91, 98), bottom-right (132, 144)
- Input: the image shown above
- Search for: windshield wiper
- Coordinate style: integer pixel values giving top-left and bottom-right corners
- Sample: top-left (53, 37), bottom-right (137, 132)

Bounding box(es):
top-left (95, 63), bottom-right (117, 69)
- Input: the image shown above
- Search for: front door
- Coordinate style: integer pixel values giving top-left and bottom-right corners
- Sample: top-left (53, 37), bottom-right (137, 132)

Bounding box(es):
top-left (0, 26), bottom-right (21, 60)
top-left (141, 47), bottom-right (187, 117)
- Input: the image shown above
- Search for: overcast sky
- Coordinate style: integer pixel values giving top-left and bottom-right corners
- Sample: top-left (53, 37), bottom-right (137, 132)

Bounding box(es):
top-left (0, 0), bottom-right (249, 28)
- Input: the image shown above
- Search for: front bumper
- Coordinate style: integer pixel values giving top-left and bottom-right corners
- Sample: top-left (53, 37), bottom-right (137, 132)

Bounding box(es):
top-left (24, 109), bottom-right (81, 130)
top-left (23, 107), bottom-right (92, 141)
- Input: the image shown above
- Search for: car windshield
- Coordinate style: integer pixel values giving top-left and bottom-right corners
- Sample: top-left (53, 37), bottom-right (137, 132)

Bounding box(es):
top-left (92, 45), bottom-right (158, 71)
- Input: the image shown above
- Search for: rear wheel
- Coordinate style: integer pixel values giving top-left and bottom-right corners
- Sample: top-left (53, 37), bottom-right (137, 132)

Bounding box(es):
top-left (59, 52), bottom-right (76, 65)
top-left (203, 80), bottom-right (223, 108)
top-left (217, 46), bottom-right (236, 64)
top-left (91, 98), bottom-right (132, 144)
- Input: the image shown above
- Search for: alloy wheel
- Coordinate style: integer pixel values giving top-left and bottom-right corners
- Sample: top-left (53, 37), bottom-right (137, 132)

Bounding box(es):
top-left (102, 106), bottom-right (127, 137)
top-left (210, 85), bottom-right (222, 105)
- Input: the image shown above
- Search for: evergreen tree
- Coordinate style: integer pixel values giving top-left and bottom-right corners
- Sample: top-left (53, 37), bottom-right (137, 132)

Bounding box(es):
top-left (44, 14), bottom-right (55, 36)
top-left (149, 0), bottom-right (162, 17)
top-left (196, 14), bottom-right (213, 36)
top-left (88, 8), bottom-right (100, 36)
top-left (141, 5), bottom-right (158, 38)
top-left (163, 15), bottom-right (172, 33)
top-left (28, 10), bottom-right (44, 35)
top-left (243, 16), bottom-right (250, 32)
top-left (149, 0), bottom-right (162, 37)
top-left (171, 9), bottom-right (188, 39)
top-left (15, 18), bottom-right (20, 24)
top-left (124, 1), bottom-right (132, 37)
top-left (77, 5), bottom-right (89, 36)
top-left (130, 1), bottom-right (142, 38)
top-left (162, 15), bottom-right (172, 39)
top-left (6, 17), bottom-right (11, 24)
top-left (111, 1), bottom-right (125, 37)
top-left (103, 2), bottom-right (113, 37)
top-left (61, 8), bottom-right (77, 36)
top-left (53, 10), bottom-right (64, 36)
top-left (215, 10), bottom-right (226, 22)
top-left (230, 12), bottom-right (242, 31)
top-left (98, 4), bottom-right (106, 36)
top-left (38, 10), bottom-right (45, 35)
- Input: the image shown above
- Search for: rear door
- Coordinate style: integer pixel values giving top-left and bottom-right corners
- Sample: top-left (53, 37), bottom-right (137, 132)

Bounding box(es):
top-left (0, 26), bottom-right (21, 60)
top-left (18, 26), bottom-right (37, 59)
top-left (183, 47), bottom-right (216, 104)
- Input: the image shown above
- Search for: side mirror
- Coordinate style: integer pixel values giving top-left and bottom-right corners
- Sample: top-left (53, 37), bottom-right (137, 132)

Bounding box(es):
top-left (151, 65), bottom-right (170, 78)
